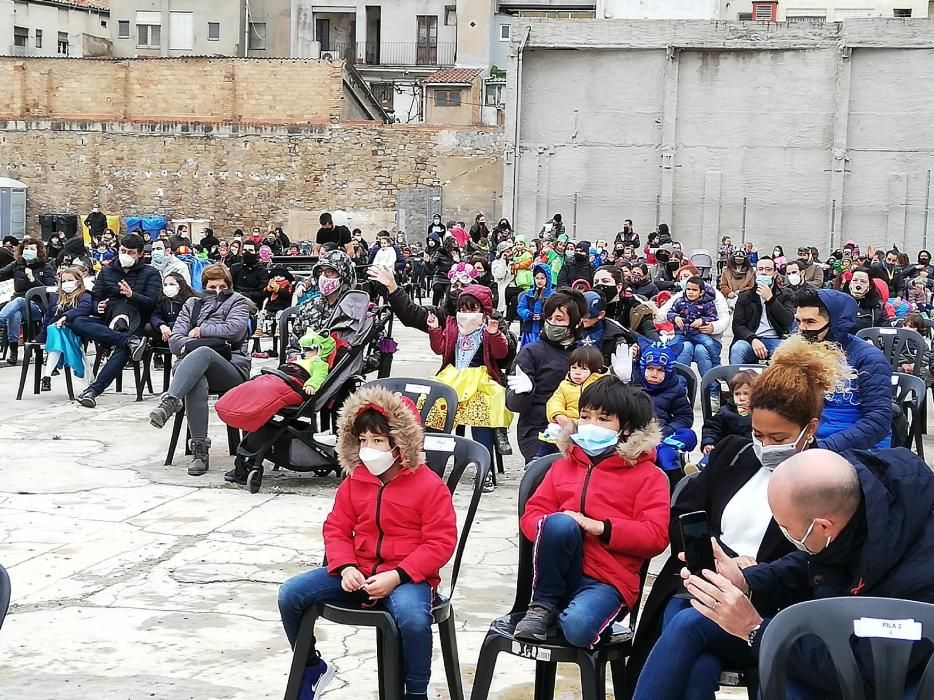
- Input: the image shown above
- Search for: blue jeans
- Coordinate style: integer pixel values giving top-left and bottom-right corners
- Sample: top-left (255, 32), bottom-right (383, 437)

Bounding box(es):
top-left (729, 337), bottom-right (783, 364)
top-left (656, 428), bottom-right (698, 472)
top-left (0, 297), bottom-right (42, 342)
top-left (278, 567), bottom-right (434, 695)
top-left (633, 597), bottom-right (753, 700)
top-left (676, 332), bottom-right (722, 376)
top-left (531, 513), bottom-right (626, 648)
top-left (71, 315), bottom-right (134, 395)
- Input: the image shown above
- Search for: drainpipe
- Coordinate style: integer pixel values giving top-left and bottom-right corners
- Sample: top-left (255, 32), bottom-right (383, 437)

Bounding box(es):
top-left (244, 0), bottom-right (250, 57)
top-left (510, 25), bottom-right (531, 224)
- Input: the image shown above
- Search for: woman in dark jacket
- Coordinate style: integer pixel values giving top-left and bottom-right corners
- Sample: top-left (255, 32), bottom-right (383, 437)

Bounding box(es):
top-left (592, 265), bottom-right (659, 340)
top-left (148, 264), bottom-right (252, 478)
top-left (505, 289), bottom-right (588, 462)
top-left (625, 336), bottom-right (848, 700)
top-left (629, 263), bottom-right (660, 299)
top-left (471, 255), bottom-right (498, 309)
top-left (842, 267), bottom-right (888, 332)
top-left (149, 272), bottom-right (199, 365)
top-left (430, 236), bottom-right (459, 307)
top-left (0, 236), bottom-right (57, 364)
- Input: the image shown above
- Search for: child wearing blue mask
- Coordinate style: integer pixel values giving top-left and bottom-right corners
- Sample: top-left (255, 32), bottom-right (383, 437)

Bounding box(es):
top-left (513, 377), bottom-right (670, 645)
top-left (637, 341), bottom-right (698, 479)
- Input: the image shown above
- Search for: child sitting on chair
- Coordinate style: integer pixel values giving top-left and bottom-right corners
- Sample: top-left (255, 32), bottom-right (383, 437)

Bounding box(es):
top-left (637, 341), bottom-right (697, 475)
top-left (688, 370), bottom-right (757, 473)
top-left (514, 378), bottom-right (670, 645)
top-left (538, 346), bottom-right (605, 455)
top-left (280, 329), bottom-right (337, 395)
top-left (277, 386), bottom-right (457, 700)
top-left (38, 266), bottom-right (94, 392)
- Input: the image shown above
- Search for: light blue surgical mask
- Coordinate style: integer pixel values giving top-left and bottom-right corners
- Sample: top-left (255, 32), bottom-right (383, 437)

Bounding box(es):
top-left (756, 274), bottom-right (773, 287)
top-left (571, 423), bottom-right (620, 457)
top-left (22, 249), bottom-right (37, 262)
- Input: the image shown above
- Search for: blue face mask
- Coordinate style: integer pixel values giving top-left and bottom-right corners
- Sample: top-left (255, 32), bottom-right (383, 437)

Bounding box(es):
top-left (571, 423), bottom-right (620, 456)
top-left (22, 249), bottom-right (37, 262)
top-left (756, 274), bottom-right (773, 287)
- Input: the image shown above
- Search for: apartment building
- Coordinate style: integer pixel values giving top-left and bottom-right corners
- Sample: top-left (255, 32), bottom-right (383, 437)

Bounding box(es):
top-left (108, 0), bottom-right (290, 57)
top-left (6, 0), bottom-right (110, 57)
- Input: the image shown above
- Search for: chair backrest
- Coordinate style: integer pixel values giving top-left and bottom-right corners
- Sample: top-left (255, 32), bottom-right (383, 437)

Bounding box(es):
top-left (671, 469), bottom-right (699, 506)
top-left (891, 372), bottom-right (926, 449)
top-left (419, 434), bottom-right (492, 598)
top-left (276, 305), bottom-right (301, 364)
top-left (759, 597), bottom-right (934, 700)
top-left (365, 377), bottom-right (459, 434)
top-left (856, 327), bottom-right (926, 378)
top-left (0, 563), bottom-right (9, 631)
top-left (699, 364), bottom-right (766, 421)
top-left (23, 287), bottom-right (50, 342)
top-left (673, 362), bottom-right (699, 408)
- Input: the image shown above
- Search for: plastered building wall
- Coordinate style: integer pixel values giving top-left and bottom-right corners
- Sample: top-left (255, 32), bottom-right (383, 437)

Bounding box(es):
top-left (505, 18), bottom-right (934, 253)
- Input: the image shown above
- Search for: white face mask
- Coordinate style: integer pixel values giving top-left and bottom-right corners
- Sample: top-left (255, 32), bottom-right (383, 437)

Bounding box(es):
top-left (119, 253), bottom-right (136, 268)
top-left (163, 284), bottom-right (179, 298)
top-left (752, 426), bottom-right (808, 470)
top-left (787, 273), bottom-right (801, 286)
top-left (359, 446), bottom-right (396, 476)
top-left (456, 311), bottom-right (484, 335)
top-left (61, 281), bottom-right (78, 294)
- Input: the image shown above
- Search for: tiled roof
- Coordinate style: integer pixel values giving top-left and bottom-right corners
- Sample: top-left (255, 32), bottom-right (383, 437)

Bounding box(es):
top-left (25, 0), bottom-right (110, 12)
top-left (422, 68), bottom-right (482, 85)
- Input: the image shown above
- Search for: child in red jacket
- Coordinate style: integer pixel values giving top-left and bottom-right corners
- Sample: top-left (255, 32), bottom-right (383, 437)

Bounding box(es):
top-left (277, 385), bottom-right (457, 700)
top-left (514, 377), bottom-right (671, 646)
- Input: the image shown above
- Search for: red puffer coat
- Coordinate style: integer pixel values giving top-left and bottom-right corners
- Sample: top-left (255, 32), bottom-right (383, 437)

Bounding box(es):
top-left (520, 423), bottom-right (671, 609)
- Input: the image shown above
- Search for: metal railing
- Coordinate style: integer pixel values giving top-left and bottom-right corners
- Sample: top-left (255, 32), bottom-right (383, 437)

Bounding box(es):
top-left (327, 41), bottom-right (455, 67)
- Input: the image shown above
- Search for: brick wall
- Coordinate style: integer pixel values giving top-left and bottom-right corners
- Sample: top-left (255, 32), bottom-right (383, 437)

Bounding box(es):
top-left (0, 58), bottom-right (344, 124)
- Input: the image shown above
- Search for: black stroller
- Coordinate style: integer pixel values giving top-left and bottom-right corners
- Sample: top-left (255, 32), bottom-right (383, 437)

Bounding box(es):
top-left (234, 290), bottom-right (394, 493)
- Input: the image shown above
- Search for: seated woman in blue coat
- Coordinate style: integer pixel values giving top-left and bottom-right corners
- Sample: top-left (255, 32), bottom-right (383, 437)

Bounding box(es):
top-left (793, 288), bottom-right (893, 450)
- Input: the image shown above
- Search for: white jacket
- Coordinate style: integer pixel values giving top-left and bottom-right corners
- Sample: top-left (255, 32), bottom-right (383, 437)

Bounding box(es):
top-left (655, 287), bottom-right (731, 338)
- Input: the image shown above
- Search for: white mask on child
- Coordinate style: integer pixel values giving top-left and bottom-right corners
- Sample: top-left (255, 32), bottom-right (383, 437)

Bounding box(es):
top-left (456, 312), bottom-right (484, 335)
top-left (61, 281), bottom-right (78, 294)
top-left (359, 447), bottom-right (396, 476)
top-left (163, 284), bottom-right (179, 298)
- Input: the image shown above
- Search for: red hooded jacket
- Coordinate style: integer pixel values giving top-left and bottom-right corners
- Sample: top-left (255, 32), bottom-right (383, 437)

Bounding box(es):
top-left (519, 424), bottom-right (670, 609)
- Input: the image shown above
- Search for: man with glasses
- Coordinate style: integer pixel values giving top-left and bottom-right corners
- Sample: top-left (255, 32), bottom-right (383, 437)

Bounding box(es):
top-left (729, 256), bottom-right (796, 364)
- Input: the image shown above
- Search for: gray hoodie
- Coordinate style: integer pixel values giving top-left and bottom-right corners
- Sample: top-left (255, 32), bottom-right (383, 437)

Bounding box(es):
top-left (169, 292), bottom-right (252, 377)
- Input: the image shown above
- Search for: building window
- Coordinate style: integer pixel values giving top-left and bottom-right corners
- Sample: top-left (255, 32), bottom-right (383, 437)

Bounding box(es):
top-left (515, 10), bottom-right (595, 18)
top-left (208, 22), bottom-right (220, 41)
top-left (118, 20), bottom-right (130, 38)
top-left (893, 8), bottom-right (912, 15)
top-left (136, 11), bottom-right (161, 48)
top-left (752, 2), bottom-right (776, 19)
top-left (13, 26), bottom-right (28, 48)
top-left (434, 89), bottom-right (462, 107)
top-left (738, 12), bottom-right (753, 19)
top-left (57, 31), bottom-right (68, 55)
top-left (484, 82), bottom-right (505, 107)
top-left (169, 11), bottom-right (194, 50)
top-left (499, 23), bottom-right (511, 40)
top-left (101, 18), bottom-right (107, 28)
top-left (35, 29), bottom-right (42, 48)
top-left (444, 5), bottom-right (456, 25)
top-left (416, 15), bottom-right (438, 65)
top-left (248, 22), bottom-right (266, 50)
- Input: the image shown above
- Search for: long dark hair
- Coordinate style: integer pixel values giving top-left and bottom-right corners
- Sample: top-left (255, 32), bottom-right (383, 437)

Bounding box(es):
top-left (164, 272), bottom-right (199, 304)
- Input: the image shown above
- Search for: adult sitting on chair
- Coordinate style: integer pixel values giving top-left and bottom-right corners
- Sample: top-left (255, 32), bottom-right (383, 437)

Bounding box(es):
top-left (148, 264), bottom-right (251, 476)
top-left (73, 233), bottom-right (159, 408)
top-left (678, 447), bottom-right (934, 699)
top-left (729, 256), bottom-right (796, 365)
top-left (627, 336), bottom-right (845, 700)
top-left (794, 289), bottom-right (893, 451)
top-left (289, 249), bottom-right (357, 354)
top-left (0, 236), bottom-right (57, 366)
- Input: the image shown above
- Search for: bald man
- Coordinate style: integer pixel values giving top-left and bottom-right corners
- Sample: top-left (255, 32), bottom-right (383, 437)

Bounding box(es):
top-left (682, 447), bottom-right (934, 697)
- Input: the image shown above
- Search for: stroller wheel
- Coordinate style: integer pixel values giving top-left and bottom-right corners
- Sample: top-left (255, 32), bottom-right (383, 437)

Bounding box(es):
top-left (312, 467), bottom-right (334, 477)
top-left (247, 469), bottom-right (263, 494)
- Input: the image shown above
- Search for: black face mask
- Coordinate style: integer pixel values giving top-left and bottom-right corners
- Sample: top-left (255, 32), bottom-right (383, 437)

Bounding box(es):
top-left (921, 258), bottom-right (931, 266)
top-left (243, 252), bottom-right (258, 266)
top-left (594, 284), bottom-right (618, 302)
top-left (800, 323), bottom-right (829, 343)
top-left (574, 252), bottom-right (588, 263)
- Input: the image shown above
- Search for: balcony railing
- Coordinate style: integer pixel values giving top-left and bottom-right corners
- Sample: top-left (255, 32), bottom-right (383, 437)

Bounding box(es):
top-left (324, 41), bottom-right (455, 67)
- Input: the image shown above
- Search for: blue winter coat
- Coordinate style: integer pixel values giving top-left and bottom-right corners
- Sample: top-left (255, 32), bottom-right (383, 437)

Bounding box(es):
top-left (638, 369), bottom-right (693, 437)
top-left (814, 289), bottom-right (892, 451)
top-left (744, 447), bottom-right (934, 694)
top-left (516, 263), bottom-right (555, 346)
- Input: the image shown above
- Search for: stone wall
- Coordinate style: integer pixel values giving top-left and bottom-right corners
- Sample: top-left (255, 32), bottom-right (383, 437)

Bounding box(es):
top-left (0, 120), bottom-right (503, 237)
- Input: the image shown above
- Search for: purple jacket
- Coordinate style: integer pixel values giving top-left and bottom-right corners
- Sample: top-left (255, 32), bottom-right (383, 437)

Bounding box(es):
top-left (668, 289), bottom-right (717, 326)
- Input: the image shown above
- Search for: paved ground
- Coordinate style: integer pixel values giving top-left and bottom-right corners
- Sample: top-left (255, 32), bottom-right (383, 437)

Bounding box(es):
top-left (0, 321), bottom-right (925, 699)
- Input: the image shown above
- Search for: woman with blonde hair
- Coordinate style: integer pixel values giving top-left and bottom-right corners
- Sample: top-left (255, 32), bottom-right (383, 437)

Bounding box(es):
top-left (627, 336), bottom-right (851, 700)
top-left (38, 266), bottom-right (94, 392)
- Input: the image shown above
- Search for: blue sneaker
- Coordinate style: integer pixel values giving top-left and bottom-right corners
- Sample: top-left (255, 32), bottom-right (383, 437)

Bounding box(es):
top-left (298, 655), bottom-right (335, 700)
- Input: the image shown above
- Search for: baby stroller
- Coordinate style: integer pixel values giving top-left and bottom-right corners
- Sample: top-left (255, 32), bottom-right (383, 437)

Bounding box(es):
top-left (690, 249), bottom-right (714, 282)
top-left (233, 290), bottom-right (394, 493)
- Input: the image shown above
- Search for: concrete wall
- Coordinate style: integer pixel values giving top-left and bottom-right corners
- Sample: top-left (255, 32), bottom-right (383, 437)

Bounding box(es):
top-left (721, 0), bottom-right (930, 20)
top-left (456, 0), bottom-right (493, 67)
top-left (1, 0), bottom-right (15, 53)
top-left (11, 0), bottom-right (109, 57)
top-left (505, 19), bottom-right (934, 253)
top-left (424, 82), bottom-right (481, 125)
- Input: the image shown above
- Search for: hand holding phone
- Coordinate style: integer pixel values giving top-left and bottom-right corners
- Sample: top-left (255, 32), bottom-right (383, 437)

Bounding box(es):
top-left (680, 511), bottom-right (716, 576)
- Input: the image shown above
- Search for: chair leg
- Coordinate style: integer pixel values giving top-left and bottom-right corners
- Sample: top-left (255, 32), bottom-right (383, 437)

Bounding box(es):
top-left (165, 405), bottom-right (186, 466)
top-left (64, 367), bottom-right (75, 401)
top-left (577, 655), bottom-right (607, 700)
top-left (134, 361), bottom-right (144, 402)
top-left (609, 657), bottom-right (627, 700)
top-left (163, 354), bottom-right (172, 392)
top-left (227, 426), bottom-right (240, 456)
top-left (438, 611), bottom-right (465, 700)
top-left (375, 626), bottom-right (404, 700)
top-left (283, 607), bottom-right (321, 700)
top-left (467, 635), bottom-right (501, 700)
top-left (33, 346), bottom-right (42, 395)
top-left (15, 346), bottom-right (32, 400)
top-left (533, 661), bottom-right (557, 700)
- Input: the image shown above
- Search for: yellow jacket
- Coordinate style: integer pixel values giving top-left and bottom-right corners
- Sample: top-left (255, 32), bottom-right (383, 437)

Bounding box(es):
top-left (545, 372), bottom-right (605, 422)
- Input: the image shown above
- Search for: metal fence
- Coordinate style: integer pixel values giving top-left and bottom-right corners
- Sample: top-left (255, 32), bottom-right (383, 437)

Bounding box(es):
top-left (330, 41), bottom-right (456, 67)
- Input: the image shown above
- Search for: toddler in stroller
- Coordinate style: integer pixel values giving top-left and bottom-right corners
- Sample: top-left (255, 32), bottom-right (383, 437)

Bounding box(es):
top-left (223, 289), bottom-right (393, 492)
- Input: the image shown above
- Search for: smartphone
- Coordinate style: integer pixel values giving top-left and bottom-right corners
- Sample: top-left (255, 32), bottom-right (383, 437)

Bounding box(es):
top-left (679, 511), bottom-right (716, 576)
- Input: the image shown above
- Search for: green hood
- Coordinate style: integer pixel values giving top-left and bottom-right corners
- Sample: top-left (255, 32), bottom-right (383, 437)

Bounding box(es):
top-left (299, 329), bottom-right (336, 358)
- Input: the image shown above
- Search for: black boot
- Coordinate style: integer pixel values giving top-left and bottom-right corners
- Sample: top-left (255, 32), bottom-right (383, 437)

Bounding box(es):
top-left (188, 438), bottom-right (211, 476)
top-left (6, 345), bottom-right (17, 366)
top-left (224, 457), bottom-right (249, 485)
top-left (494, 427), bottom-right (512, 456)
top-left (41, 377), bottom-right (51, 392)
top-left (149, 394), bottom-right (183, 429)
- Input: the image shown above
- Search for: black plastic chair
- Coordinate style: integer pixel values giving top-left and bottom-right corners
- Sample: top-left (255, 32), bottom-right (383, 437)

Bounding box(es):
top-left (16, 287), bottom-right (76, 401)
top-left (699, 364), bottom-right (766, 421)
top-left (365, 377), bottom-right (459, 434)
top-left (284, 435), bottom-right (493, 700)
top-left (673, 361), bottom-right (698, 409)
top-left (164, 399), bottom-right (240, 466)
top-left (91, 341), bottom-right (145, 400)
top-left (759, 597), bottom-right (934, 700)
top-left (469, 453), bottom-right (648, 700)
top-left (892, 372), bottom-right (927, 459)
top-left (140, 345), bottom-right (173, 397)
top-left (858, 326), bottom-right (928, 434)
top-left (0, 562), bottom-right (9, 631)
top-left (276, 306), bottom-right (301, 365)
